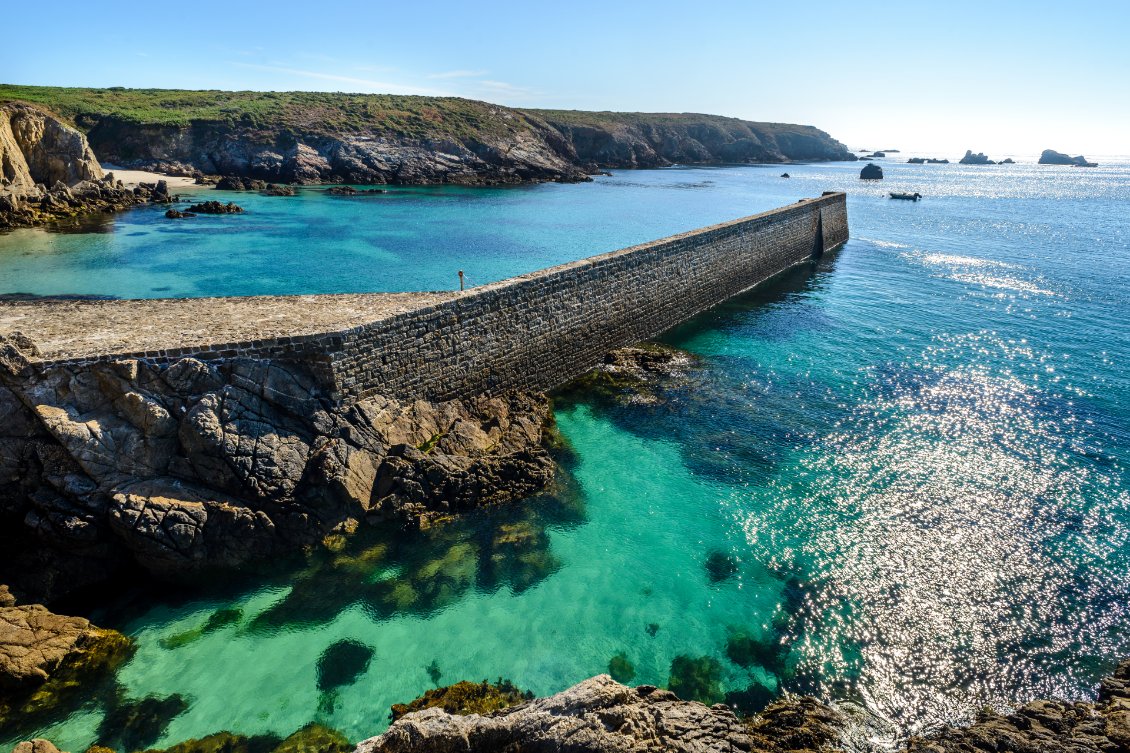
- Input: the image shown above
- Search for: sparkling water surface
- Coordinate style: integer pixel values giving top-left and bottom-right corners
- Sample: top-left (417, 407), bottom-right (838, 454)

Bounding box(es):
top-left (2, 159), bottom-right (1128, 750)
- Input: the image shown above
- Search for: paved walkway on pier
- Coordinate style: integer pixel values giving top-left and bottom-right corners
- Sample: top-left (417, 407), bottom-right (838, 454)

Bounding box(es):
top-left (0, 291), bottom-right (456, 361)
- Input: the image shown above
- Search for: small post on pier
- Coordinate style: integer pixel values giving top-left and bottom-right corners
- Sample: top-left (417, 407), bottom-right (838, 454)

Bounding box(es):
top-left (458, 270), bottom-right (465, 291)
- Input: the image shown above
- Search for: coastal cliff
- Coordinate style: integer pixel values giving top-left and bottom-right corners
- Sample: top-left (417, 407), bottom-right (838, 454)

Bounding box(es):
top-left (530, 109), bottom-right (856, 167)
top-left (0, 86), bottom-right (854, 186)
top-left (0, 102), bottom-right (180, 229)
top-left (0, 103), bottom-right (102, 192)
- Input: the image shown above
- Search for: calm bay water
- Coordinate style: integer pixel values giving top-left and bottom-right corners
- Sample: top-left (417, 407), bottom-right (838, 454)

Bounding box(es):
top-left (2, 159), bottom-right (1129, 750)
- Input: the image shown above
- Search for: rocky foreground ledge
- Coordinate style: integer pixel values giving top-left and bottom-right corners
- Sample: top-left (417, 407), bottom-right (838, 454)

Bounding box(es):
top-left (0, 333), bottom-right (557, 604)
top-left (356, 665), bottom-right (1130, 753)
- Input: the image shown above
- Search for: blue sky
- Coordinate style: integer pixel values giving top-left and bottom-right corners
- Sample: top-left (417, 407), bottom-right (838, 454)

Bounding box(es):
top-left (3, 0), bottom-right (1126, 156)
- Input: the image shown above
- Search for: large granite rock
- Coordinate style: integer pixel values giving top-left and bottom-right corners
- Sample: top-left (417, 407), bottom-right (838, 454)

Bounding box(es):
top-left (0, 589), bottom-right (132, 725)
top-left (1039, 149), bottom-right (1098, 167)
top-left (0, 104), bottom-right (102, 194)
top-left (0, 343), bottom-right (556, 602)
top-left (358, 674), bottom-right (850, 753)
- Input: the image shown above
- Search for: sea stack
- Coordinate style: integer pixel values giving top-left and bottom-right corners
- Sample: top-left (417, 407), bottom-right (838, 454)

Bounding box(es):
top-left (860, 163), bottom-right (883, 180)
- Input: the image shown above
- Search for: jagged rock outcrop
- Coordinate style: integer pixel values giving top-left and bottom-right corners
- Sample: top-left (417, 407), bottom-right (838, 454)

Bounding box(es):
top-left (907, 660), bottom-right (1130, 752)
top-left (556, 343), bottom-right (697, 405)
top-left (184, 200), bottom-right (243, 214)
top-left (1039, 149), bottom-right (1098, 167)
top-left (958, 150), bottom-right (995, 165)
top-left (359, 674), bottom-right (850, 753)
top-left (0, 103), bottom-right (102, 194)
top-left (0, 103), bottom-right (179, 229)
top-left (0, 588), bottom-right (132, 726)
top-left (361, 661), bottom-right (1130, 753)
top-left (0, 340), bottom-right (556, 602)
top-left (0, 173), bottom-right (176, 229)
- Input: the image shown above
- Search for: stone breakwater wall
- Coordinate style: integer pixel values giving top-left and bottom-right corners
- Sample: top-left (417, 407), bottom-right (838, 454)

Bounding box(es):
top-left (13, 192), bottom-right (847, 403)
top-left (333, 192), bottom-right (847, 402)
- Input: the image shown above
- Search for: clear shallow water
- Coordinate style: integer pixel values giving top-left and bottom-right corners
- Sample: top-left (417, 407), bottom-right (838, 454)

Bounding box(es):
top-left (3, 159), bottom-right (1129, 750)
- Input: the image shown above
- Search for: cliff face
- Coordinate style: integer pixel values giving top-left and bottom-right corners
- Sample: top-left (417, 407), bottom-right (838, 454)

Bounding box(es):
top-left (0, 86), bottom-right (854, 185)
top-left (81, 115), bottom-right (590, 185)
top-left (528, 110), bottom-right (856, 167)
top-left (0, 103), bottom-right (102, 193)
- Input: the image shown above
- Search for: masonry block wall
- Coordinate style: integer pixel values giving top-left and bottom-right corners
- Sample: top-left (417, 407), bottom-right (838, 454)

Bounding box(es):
top-left (328, 192), bottom-right (847, 402)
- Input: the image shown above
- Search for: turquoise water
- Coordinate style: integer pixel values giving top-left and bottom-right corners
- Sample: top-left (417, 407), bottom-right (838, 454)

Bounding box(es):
top-left (3, 160), bottom-right (1129, 750)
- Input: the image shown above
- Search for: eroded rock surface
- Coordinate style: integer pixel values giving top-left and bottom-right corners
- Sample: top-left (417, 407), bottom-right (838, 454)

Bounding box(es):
top-left (0, 341), bottom-right (556, 602)
top-left (0, 589), bottom-right (132, 725)
top-left (0, 103), bottom-right (184, 229)
top-left (359, 674), bottom-right (849, 753)
top-left (360, 662), bottom-right (1130, 753)
top-left (907, 659), bottom-right (1130, 753)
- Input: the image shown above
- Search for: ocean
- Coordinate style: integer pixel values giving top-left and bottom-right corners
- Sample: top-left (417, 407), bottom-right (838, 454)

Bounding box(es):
top-left (2, 158), bottom-right (1128, 750)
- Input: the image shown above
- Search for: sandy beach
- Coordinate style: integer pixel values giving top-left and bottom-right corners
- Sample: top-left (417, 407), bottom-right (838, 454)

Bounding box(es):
top-left (100, 165), bottom-right (203, 189)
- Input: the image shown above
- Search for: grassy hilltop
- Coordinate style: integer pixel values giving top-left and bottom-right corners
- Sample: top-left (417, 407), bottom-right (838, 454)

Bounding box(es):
top-left (0, 84), bottom-right (529, 138)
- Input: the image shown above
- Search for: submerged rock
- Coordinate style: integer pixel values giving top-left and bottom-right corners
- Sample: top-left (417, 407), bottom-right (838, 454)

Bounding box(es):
top-left (705, 550), bottom-right (739, 583)
top-left (607, 653), bottom-right (635, 683)
top-left (668, 655), bottom-right (725, 706)
top-left (388, 678), bottom-right (532, 723)
top-left (316, 639), bottom-right (374, 693)
top-left (96, 691), bottom-right (189, 752)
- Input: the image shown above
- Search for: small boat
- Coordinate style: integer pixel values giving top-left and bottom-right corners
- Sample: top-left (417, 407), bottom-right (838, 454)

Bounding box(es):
top-left (890, 192), bottom-right (922, 201)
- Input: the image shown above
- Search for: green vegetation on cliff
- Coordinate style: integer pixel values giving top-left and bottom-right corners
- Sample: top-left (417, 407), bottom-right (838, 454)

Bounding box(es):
top-left (0, 84), bottom-right (529, 139)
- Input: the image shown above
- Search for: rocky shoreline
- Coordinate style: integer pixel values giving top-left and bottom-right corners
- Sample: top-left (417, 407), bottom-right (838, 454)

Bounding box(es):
top-left (0, 331), bottom-right (557, 605)
top-left (7, 661), bottom-right (1130, 753)
top-left (0, 103), bottom-right (179, 230)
